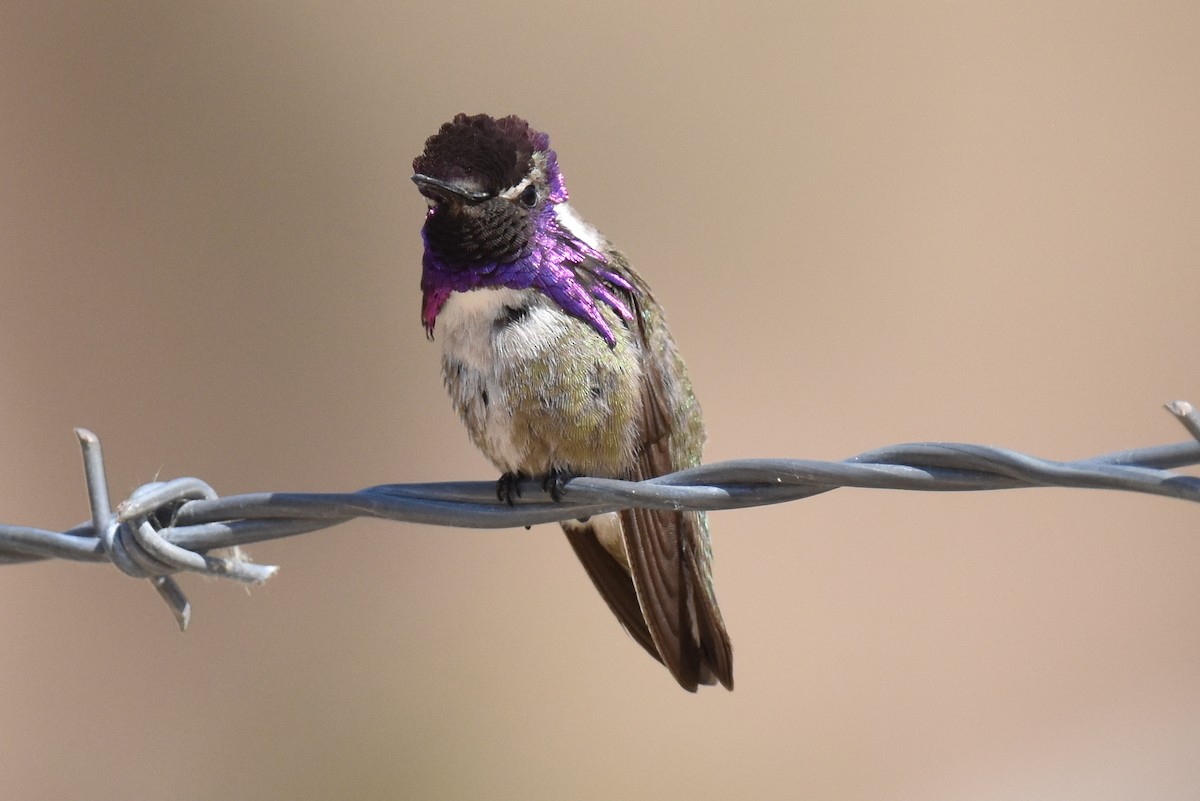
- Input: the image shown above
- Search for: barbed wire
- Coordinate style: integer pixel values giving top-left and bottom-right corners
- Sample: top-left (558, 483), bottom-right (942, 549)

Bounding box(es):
top-left (3, 401), bottom-right (1198, 630)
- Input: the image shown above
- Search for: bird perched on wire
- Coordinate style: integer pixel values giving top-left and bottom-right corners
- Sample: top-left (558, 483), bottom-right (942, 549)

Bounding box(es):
top-left (410, 113), bottom-right (732, 691)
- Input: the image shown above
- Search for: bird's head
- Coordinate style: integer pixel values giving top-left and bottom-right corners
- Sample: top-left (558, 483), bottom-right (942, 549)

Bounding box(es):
top-left (412, 113), bottom-right (632, 346)
top-left (412, 113), bottom-right (566, 266)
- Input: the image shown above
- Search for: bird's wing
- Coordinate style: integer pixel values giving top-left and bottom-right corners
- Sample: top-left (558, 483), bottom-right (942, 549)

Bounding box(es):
top-left (613, 257), bottom-right (734, 691)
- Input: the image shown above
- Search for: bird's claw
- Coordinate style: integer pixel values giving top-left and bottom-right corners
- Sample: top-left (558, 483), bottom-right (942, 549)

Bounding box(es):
top-left (542, 468), bottom-right (576, 502)
top-left (497, 469), bottom-right (575, 505)
top-left (497, 471), bottom-right (525, 506)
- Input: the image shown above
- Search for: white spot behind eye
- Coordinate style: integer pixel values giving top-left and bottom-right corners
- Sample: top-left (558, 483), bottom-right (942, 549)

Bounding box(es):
top-left (499, 177), bottom-right (532, 201)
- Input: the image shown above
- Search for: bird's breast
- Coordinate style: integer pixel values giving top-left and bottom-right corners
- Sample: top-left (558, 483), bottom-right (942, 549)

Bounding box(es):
top-left (436, 286), bottom-right (643, 476)
top-left (438, 286), bottom-right (568, 368)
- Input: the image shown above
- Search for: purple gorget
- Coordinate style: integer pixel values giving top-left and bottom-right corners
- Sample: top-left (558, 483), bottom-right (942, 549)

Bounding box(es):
top-left (420, 204), bottom-right (636, 348)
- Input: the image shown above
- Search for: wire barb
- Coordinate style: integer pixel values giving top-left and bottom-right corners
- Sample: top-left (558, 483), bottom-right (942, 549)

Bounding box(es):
top-left (1166, 400), bottom-right (1200, 443)
top-left (3, 403), bottom-right (1198, 628)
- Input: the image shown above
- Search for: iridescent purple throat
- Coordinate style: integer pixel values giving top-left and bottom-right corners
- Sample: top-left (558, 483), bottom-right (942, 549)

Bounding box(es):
top-left (420, 205), bottom-right (635, 347)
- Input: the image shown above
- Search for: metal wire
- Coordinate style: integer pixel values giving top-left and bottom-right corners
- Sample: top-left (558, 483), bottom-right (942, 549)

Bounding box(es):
top-left (3, 401), bottom-right (1198, 629)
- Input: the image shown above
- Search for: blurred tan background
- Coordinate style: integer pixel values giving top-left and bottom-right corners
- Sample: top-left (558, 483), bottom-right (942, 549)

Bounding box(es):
top-left (2, 2), bottom-right (1198, 799)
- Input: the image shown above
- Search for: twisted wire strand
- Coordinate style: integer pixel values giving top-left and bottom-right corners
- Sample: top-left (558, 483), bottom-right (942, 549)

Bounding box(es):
top-left (2, 401), bottom-right (1197, 629)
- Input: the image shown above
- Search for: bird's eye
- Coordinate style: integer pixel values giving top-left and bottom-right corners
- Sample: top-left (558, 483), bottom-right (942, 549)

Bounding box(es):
top-left (519, 185), bottom-right (538, 208)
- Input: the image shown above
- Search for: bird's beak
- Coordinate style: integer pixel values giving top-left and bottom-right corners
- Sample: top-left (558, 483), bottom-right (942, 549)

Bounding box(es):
top-left (411, 174), bottom-right (490, 205)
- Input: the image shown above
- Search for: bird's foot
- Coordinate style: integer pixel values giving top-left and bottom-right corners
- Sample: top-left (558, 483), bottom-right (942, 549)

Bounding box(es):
top-left (542, 468), bottom-right (577, 502)
top-left (496, 471), bottom-right (527, 506)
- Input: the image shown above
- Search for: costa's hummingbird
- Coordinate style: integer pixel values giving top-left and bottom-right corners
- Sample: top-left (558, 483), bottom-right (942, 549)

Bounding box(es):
top-left (411, 113), bottom-right (733, 691)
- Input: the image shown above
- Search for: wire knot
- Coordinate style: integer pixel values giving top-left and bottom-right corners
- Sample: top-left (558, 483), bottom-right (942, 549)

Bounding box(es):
top-left (75, 430), bottom-right (279, 629)
top-left (108, 478), bottom-right (277, 585)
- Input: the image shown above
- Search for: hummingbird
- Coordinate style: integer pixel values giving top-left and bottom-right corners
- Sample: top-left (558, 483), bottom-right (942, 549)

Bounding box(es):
top-left (411, 113), bottom-right (732, 691)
